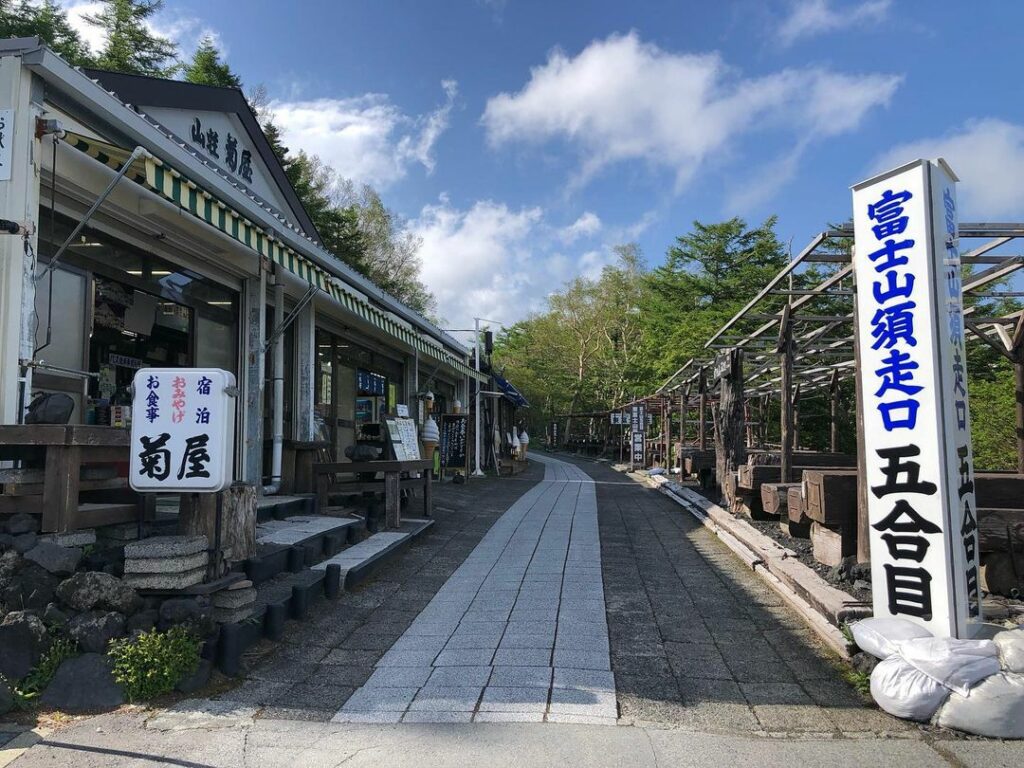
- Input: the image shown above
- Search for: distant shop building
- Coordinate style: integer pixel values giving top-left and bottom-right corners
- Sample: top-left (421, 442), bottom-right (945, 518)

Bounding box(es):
top-left (0, 38), bottom-right (485, 503)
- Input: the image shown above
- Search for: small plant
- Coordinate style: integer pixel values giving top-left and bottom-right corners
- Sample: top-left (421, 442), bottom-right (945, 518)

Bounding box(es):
top-left (843, 667), bottom-right (872, 697)
top-left (12, 637), bottom-right (79, 708)
top-left (108, 626), bottom-right (201, 702)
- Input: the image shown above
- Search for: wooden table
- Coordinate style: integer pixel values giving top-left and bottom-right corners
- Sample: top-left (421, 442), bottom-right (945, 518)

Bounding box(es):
top-left (0, 425), bottom-right (140, 532)
top-left (314, 459), bottom-right (433, 529)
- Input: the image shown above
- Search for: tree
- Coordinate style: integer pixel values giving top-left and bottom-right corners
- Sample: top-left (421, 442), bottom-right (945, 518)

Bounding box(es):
top-left (183, 35), bottom-right (240, 88)
top-left (85, 0), bottom-right (179, 77)
top-left (0, 0), bottom-right (94, 66)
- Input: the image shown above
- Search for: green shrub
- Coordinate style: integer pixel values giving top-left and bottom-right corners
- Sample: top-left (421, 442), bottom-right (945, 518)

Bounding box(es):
top-left (108, 626), bottom-right (200, 702)
top-left (11, 637), bottom-right (79, 708)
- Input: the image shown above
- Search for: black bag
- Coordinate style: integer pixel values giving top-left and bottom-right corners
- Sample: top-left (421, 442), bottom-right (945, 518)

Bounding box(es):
top-left (25, 392), bottom-right (75, 424)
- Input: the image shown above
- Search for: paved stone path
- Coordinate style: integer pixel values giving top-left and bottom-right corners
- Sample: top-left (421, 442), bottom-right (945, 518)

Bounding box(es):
top-left (333, 454), bottom-right (615, 723)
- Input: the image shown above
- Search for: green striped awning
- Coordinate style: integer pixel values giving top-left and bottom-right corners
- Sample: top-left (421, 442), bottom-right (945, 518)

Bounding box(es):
top-left (65, 132), bottom-right (482, 381)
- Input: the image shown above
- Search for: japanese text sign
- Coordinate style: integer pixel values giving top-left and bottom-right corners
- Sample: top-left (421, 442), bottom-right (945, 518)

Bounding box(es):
top-left (852, 159), bottom-right (980, 638)
top-left (0, 109), bottom-right (12, 182)
top-left (631, 404), bottom-right (646, 467)
top-left (130, 368), bottom-right (236, 493)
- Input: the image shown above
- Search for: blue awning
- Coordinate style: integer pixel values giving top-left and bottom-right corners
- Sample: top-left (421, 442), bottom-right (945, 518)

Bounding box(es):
top-left (492, 372), bottom-right (529, 407)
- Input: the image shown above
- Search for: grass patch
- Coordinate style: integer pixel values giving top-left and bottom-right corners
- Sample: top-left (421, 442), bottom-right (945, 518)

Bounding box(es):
top-left (9, 637), bottom-right (79, 709)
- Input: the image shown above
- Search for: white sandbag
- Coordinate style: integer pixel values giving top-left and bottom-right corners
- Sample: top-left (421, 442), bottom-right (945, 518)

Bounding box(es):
top-left (898, 637), bottom-right (1001, 696)
top-left (851, 617), bottom-right (932, 660)
top-left (994, 629), bottom-right (1024, 674)
top-left (870, 655), bottom-right (951, 721)
top-left (936, 672), bottom-right (1024, 739)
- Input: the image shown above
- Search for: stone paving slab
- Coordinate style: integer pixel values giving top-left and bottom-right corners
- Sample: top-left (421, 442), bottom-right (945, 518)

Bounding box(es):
top-left (333, 454), bottom-right (614, 724)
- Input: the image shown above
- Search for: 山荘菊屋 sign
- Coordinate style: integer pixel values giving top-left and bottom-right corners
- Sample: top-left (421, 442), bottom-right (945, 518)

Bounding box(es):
top-left (129, 369), bottom-right (236, 493)
top-left (852, 159), bottom-right (980, 638)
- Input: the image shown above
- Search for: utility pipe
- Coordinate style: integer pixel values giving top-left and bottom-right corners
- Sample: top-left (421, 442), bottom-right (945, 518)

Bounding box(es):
top-left (264, 279), bottom-right (285, 495)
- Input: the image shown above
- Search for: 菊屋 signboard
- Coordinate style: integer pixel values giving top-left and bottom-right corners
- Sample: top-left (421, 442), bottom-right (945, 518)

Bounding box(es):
top-left (851, 159), bottom-right (980, 638)
top-left (630, 404), bottom-right (646, 468)
top-left (130, 369), bottom-right (236, 493)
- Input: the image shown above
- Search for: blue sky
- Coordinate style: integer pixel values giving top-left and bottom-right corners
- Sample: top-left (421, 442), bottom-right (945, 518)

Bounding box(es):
top-left (63, 0), bottom-right (1024, 334)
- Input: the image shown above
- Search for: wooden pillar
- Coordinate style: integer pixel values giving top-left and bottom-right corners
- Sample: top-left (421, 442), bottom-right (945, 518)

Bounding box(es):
top-left (240, 270), bottom-right (266, 488)
top-left (793, 383), bottom-right (802, 455)
top-left (712, 350), bottom-right (745, 505)
top-left (1016, 357), bottom-right (1024, 474)
top-left (853, 296), bottom-right (871, 563)
top-left (777, 305), bottom-right (795, 484)
top-left (294, 302), bottom-right (316, 442)
top-left (744, 401), bottom-right (753, 448)
top-left (698, 367), bottom-right (708, 452)
top-left (830, 370), bottom-right (841, 454)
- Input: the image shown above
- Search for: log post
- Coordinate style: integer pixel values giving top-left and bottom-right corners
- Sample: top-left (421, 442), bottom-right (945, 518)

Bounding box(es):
top-left (830, 369), bottom-right (841, 454)
top-left (179, 483), bottom-right (257, 576)
top-left (698, 367), bottom-right (708, 452)
top-left (793, 383), bottom-right (802, 455)
top-left (712, 350), bottom-right (746, 507)
top-left (777, 304), bottom-right (795, 484)
top-left (853, 290), bottom-right (870, 563)
top-left (1014, 316), bottom-right (1024, 474)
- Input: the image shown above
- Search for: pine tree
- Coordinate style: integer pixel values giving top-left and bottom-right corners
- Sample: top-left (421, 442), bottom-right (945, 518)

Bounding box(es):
top-left (183, 35), bottom-right (241, 88)
top-left (0, 0), bottom-right (94, 66)
top-left (85, 0), bottom-right (179, 77)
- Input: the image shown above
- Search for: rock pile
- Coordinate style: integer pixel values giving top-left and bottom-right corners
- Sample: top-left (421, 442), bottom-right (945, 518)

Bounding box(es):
top-left (123, 536), bottom-right (208, 589)
top-left (212, 580), bottom-right (255, 624)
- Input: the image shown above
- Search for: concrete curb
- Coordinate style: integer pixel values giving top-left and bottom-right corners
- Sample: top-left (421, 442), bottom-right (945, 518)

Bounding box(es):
top-left (625, 470), bottom-right (865, 659)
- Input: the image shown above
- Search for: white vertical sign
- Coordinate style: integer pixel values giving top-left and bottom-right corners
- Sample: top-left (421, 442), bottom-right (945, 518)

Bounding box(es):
top-left (0, 109), bottom-right (13, 181)
top-left (852, 159), bottom-right (980, 639)
top-left (130, 368), bottom-right (236, 492)
top-left (631, 404), bottom-right (646, 468)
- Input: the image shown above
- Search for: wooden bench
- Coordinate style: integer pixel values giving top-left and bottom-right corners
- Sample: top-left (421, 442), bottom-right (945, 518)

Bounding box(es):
top-left (314, 459), bottom-right (432, 529)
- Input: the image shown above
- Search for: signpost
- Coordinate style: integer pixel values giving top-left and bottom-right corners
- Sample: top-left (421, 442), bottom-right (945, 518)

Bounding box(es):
top-left (851, 159), bottom-right (981, 638)
top-left (630, 404), bottom-right (646, 470)
top-left (130, 368), bottom-right (236, 492)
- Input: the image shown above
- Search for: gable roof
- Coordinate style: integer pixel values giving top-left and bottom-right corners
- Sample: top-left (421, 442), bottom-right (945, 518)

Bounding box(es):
top-left (81, 68), bottom-right (321, 242)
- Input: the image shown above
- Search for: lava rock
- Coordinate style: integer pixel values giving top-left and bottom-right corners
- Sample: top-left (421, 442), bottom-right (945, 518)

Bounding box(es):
top-left (0, 611), bottom-right (51, 681)
top-left (56, 571), bottom-right (141, 615)
top-left (0, 550), bottom-right (19, 587)
top-left (42, 602), bottom-right (69, 628)
top-left (1, 561), bottom-right (58, 611)
top-left (175, 658), bottom-right (212, 694)
top-left (850, 651), bottom-right (879, 676)
top-left (158, 597), bottom-right (215, 637)
top-left (12, 533), bottom-right (38, 554)
top-left (38, 653), bottom-right (125, 713)
top-left (0, 534), bottom-right (13, 552)
top-left (5, 514), bottom-right (38, 536)
top-left (125, 608), bottom-right (158, 634)
top-left (24, 543), bottom-right (83, 576)
top-left (0, 677), bottom-right (12, 716)
top-left (67, 610), bottom-right (126, 654)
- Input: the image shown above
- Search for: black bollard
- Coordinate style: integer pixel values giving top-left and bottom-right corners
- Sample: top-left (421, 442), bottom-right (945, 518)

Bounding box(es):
top-left (287, 545), bottom-right (304, 573)
top-left (264, 603), bottom-right (286, 640)
top-left (291, 584), bottom-right (308, 620)
top-left (219, 622), bottom-right (241, 676)
top-left (325, 564), bottom-right (342, 598)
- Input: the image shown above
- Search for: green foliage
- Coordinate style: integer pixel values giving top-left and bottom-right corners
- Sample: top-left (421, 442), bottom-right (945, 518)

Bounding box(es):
top-left (970, 362), bottom-right (1017, 470)
top-left (0, 0), bottom-right (94, 66)
top-left (108, 626), bottom-right (200, 702)
top-left (85, 0), bottom-right (179, 77)
top-left (183, 35), bottom-right (241, 88)
top-left (10, 637), bottom-right (79, 708)
top-left (842, 667), bottom-right (872, 697)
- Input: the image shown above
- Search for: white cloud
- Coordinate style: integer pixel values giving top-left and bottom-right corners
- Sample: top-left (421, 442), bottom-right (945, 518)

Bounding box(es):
top-left (407, 199), bottom-right (621, 332)
top-left (558, 211), bottom-right (602, 244)
top-left (271, 81), bottom-right (458, 189)
top-left (777, 0), bottom-right (892, 46)
top-left (482, 32), bottom-right (901, 192)
top-left (873, 118), bottom-right (1024, 219)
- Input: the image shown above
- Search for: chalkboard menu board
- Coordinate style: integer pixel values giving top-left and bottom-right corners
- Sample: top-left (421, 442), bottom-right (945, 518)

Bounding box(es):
top-left (384, 417), bottom-right (421, 461)
top-left (440, 413), bottom-right (468, 468)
